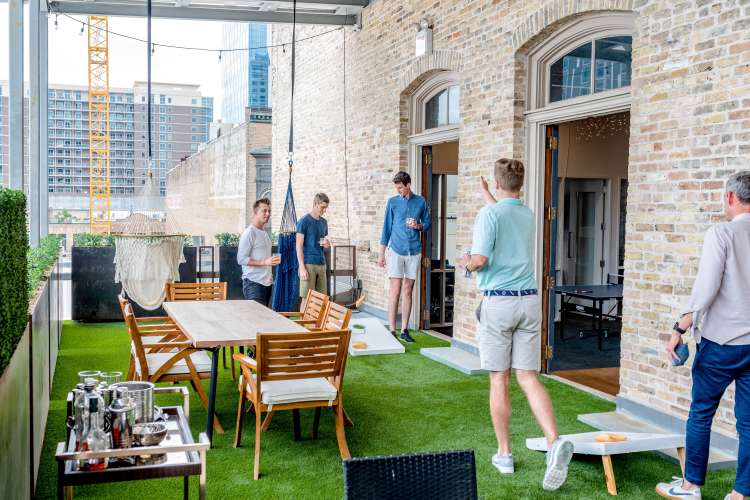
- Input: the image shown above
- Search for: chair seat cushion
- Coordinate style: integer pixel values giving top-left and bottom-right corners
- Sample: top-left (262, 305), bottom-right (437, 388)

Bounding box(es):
top-left (138, 351), bottom-right (212, 376)
top-left (241, 375), bottom-right (338, 405)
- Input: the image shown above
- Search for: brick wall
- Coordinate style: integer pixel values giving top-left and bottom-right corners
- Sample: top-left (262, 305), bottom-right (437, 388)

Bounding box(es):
top-left (270, 0), bottom-right (749, 432)
top-left (166, 123), bottom-right (249, 243)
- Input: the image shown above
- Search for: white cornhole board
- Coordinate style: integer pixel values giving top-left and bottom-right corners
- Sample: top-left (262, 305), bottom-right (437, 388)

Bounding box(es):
top-left (348, 317), bottom-right (405, 356)
top-left (527, 431), bottom-right (685, 496)
top-left (526, 431), bottom-right (685, 456)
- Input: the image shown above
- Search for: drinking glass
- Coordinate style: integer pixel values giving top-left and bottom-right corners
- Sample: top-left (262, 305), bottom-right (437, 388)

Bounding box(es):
top-left (78, 370), bottom-right (101, 384)
top-left (319, 237), bottom-right (328, 246)
top-left (461, 249), bottom-right (473, 278)
top-left (99, 371), bottom-right (122, 385)
top-left (406, 217), bottom-right (416, 227)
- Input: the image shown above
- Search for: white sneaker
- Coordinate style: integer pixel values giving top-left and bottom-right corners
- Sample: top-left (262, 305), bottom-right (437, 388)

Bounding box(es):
top-left (655, 477), bottom-right (702, 499)
top-left (543, 438), bottom-right (574, 491)
top-left (491, 453), bottom-right (514, 474)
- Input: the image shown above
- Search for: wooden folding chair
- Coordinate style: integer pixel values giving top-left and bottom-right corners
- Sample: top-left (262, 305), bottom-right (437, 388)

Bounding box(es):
top-left (165, 282), bottom-right (239, 379)
top-left (123, 303), bottom-right (223, 433)
top-left (278, 289), bottom-right (330, 330)
top-left (117, 293), bottom-right (184, 381)
top-left (233, 329), bottom-right (352, 480)
top-left (310, 301), bottom-right (353, 332)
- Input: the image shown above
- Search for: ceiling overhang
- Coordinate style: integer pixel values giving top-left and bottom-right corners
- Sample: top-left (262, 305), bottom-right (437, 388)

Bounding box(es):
top-left (47, 0), bottom-right (368, 25)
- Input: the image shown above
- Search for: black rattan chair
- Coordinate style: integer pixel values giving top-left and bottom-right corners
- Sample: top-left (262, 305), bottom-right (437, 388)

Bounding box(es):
top-left (343, 449), bottom-right (477, 500)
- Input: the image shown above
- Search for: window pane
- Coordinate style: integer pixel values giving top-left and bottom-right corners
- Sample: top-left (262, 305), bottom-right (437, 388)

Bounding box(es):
top-left (425, 89), bottom-right (445, 129)
top-left (595, 36), bottom-right (632, 93)
top-left (448, 86), bottom-right (460, 125)
top-left (549, 42), bottom-right (592, 102)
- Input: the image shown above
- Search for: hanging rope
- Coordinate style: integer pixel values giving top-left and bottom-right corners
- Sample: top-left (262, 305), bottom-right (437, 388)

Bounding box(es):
top-left (272, 0), bottom-right (300, 311)
top-left (146, 0), bottom-right (152, 163)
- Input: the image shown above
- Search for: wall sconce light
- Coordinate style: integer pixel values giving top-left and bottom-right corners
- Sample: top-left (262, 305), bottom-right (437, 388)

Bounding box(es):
top-left (415, 19), bottom-right (432, 57)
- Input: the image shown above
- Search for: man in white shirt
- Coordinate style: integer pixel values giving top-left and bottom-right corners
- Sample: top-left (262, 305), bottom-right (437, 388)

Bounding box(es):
top-left (237, 198), bottom-right (280, 306)
top-left (657, 172), bottom-right (750, 500)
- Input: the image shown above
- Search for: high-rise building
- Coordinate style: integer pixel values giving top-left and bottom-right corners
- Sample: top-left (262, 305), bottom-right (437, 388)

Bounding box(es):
top-left (0, 81), bottom-right (213, 202)
top-left (221, 23), bottom-right (270, 123)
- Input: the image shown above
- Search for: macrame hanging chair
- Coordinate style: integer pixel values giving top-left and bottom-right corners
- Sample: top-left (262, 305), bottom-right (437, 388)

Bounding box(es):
top-left (113, 0), bottom-right (184, 311)
top-left (271, 0), bottom-right (301, 312)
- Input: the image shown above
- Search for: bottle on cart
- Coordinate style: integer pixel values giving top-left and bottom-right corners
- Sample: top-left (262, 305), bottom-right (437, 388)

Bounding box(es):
top-left (79, 395), bottom-right (109, 471)
top-left (73, 382), bottom-right (96, 453)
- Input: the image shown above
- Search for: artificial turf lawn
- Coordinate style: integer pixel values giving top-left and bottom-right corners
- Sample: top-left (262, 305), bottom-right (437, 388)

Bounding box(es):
top-left (34, 321), bottom-right (737, 499)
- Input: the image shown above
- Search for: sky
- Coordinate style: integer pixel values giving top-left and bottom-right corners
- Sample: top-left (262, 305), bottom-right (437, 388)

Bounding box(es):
top-left (0, 5), bottom-right (227, 118)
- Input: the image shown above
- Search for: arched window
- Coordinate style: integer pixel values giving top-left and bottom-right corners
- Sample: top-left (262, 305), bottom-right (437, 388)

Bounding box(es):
top-left (424, 85), bottom-right (460, 129)
top-left (409, 72), bottom-right (460, 135)
top-left (549, 36), bottom-right (632, 103)
top-left (525, 12), bottom-right (634, 111)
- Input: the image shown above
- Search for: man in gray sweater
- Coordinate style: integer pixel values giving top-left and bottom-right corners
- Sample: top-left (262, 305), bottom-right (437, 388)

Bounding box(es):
top-left (657, 171), bottom-right (750, 500)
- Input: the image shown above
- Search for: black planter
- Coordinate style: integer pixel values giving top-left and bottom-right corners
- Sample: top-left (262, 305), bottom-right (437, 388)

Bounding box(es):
top-left (218, 247), bottom-right (244, 299)
top-left (72, 246), bottom-right (198, 322)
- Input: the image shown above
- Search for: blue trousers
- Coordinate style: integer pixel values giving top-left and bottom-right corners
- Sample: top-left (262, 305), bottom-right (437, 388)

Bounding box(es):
top-left (685, 338), bottom-right (750, 495)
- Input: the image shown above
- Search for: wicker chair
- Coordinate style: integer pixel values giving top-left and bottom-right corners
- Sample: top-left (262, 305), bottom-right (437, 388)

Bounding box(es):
top-left (343, 449), bottom-right (477, 500)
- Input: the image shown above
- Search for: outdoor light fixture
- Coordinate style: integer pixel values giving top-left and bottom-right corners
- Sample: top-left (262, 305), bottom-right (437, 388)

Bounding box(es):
top-left (79, 24), bottom-right (84, 35)
top-left (218, 51), bottom-right (222, 62)
top-left (415, 19), bottom-right (432, 57)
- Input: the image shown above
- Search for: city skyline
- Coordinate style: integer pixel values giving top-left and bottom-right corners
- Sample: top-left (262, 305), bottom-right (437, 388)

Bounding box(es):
top-left (0, 5), bottom-right (225, 113)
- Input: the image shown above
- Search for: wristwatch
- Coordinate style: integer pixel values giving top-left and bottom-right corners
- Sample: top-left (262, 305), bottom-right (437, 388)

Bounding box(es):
top-left (672, 321), bottom-right (687, 335)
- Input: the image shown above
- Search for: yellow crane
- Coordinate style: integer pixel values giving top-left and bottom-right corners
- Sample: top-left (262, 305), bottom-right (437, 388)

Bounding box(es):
top-left (87, 16), bottom-right (111, 233)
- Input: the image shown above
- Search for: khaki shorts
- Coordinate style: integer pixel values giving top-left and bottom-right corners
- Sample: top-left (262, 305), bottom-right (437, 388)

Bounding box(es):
top-left (477, 294), bottom-right (541, 372)
top-left (385, 248), bottom-right (420, 280)
top-left (299, 264), bottom-right (328, 297)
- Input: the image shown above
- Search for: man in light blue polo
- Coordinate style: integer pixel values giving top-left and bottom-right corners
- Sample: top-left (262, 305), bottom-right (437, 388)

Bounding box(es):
top-left (378, 171), bottom-right (431, 343)
top-left (459, 158), bottom-right (573, 491)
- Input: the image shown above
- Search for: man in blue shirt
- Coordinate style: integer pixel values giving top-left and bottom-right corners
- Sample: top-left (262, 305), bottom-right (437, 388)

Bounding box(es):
top-left (458, 159), bottom-right (573, 490)
top-left (378, 171), bottom-right (431, 342)
top-left (296, 193), bottom-right (330, 309)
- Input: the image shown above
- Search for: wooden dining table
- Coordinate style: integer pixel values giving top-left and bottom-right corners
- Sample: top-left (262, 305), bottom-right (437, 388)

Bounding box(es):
top-left (163, 300), bottom-right (308, 444)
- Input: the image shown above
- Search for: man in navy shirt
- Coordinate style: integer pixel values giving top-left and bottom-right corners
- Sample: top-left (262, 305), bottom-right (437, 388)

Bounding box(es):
top-left (378, 171), bottom-right (431, 342)
top-left (296, 193), bottom-right (330, 309)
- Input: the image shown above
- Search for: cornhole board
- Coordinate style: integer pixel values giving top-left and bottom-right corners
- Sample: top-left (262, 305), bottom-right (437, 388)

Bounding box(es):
top-left (526, 432), bottom-right (685, 496)
top-left (347, 317), bottom-right (405, 356)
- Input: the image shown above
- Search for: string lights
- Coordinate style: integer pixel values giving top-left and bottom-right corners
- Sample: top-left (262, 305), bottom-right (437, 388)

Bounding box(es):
top-left (51, 11), bottom-right (342, 58)
top-left (574, 112), bottom-right (629, 142)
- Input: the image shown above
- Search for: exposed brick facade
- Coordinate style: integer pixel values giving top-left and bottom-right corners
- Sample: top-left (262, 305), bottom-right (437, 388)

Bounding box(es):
top-left (270, 0), bottom-right (750, 432)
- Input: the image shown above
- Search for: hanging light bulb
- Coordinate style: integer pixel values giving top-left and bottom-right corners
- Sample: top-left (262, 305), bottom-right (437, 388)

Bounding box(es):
top-left (79, 23), bottom-right (85, 36)
top-left (54, 15), bottom-right (58, 30)
top-left (151, 43), bottom-right (155, 54)
top-left (218, 50), bottom-right (222, 62)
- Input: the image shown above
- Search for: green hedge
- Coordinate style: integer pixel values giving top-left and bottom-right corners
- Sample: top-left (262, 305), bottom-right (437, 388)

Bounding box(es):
top-left (28, 234), bottom-right (62, 298)
top-left (215, 232), bottom-right (240, 247)
top-left (0, 188), bottom-right (29, 376)
top-left (73, 232), bottom-right (114, 247)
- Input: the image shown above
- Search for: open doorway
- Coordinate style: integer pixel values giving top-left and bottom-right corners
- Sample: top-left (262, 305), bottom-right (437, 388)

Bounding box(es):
top-left (419, 141), bottom-right (458, 337)
top-left (543, 112), bottom-right (629, 396)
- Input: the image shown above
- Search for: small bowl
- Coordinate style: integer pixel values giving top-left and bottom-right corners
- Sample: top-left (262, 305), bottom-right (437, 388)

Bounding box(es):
top-left (351, 324), bottom-right (366, 335)
top-left (133, 422), bottom-right (168, 447)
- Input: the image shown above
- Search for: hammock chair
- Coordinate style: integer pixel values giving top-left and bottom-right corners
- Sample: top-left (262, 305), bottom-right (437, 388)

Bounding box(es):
top-left (271, 1), bottom-right (301, 312)
top-left (112, 0), bottom-right (185, 311)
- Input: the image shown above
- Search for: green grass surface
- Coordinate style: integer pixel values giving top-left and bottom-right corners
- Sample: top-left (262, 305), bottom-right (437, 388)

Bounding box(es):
top-left (35, 321), bottom-right (736, 499)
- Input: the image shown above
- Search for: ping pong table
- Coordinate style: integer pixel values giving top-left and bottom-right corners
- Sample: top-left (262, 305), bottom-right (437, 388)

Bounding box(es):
top-left (554, 284), bottom-right (623, 351)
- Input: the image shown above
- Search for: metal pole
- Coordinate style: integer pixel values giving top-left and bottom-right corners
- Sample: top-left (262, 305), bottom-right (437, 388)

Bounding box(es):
top-left (30, 0), bottom-right (41, 246)
top-left (40, 10), bottom-right (49, 235)
top-left (8, 0), bottom-right (24, 190)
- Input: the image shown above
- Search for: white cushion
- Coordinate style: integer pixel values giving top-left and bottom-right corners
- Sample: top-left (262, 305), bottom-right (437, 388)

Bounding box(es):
top-left (240, 375), bottom-right (337, 405)
top-left (137, 351), bottom-right (212, 376)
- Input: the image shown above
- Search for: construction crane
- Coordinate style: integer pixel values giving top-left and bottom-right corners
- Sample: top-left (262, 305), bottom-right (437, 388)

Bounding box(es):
top-left (87, 16), bottom-right (111, 233)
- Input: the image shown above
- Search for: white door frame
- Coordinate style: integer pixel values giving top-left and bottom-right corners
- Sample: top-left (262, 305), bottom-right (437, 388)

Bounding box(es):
top-left (524, 90), bottom-right (630, 295)
top-left (408, 126), bottom-right (460, 329)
